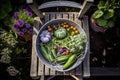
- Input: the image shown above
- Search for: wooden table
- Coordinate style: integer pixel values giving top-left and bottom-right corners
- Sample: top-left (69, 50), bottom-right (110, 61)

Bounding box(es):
top-left (30, 12), bottom-right (90, 80)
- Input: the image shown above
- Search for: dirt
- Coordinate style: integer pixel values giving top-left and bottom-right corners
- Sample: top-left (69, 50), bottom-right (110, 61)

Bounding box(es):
top-left (89, 17), bottom-right (120, 67)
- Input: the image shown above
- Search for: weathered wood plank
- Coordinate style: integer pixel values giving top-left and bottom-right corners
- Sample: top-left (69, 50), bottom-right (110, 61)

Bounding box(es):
top-left (40, 75), bottom-right (44, 80)
top-left (38, 59), bottom-right (44, 76)
top-left (26, 0), bottom-right (33, 4)
top-left (78, 0), bottom-right (93, 18)
top-left (56, 13), bottom-right (63, 19)
top-left (62, 13), bottom-right (68, 19)
top-left (30, 17), bottom-right (41, 78)
top-left (28, 1), bottom-right (42, 17)
top-left (49, 13), bottom-right (56, 75)
top-left (82, 16), bottom-right (90, 78)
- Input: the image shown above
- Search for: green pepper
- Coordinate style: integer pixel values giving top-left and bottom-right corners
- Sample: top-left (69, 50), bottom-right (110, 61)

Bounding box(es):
top-left (56, 54), bottom-right (72, 63)
top-left (63, 54), bottom-right (77, 70)
top-left (40, 43), bottom-right (49, 61)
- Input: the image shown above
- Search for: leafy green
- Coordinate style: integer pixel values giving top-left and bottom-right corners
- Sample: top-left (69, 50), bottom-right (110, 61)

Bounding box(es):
top-left (107, 20), bottom-right (114, 28)
top-left (0, 1), bottom-right (12, 19)
top-left (92, 10), bottom-right (103, 19)
top-left (97, 1), bottom-right (106, 10)
top-left (103, 9), bottom-right (114, 19)
top-left (96, 18), bottom-right (107, 27)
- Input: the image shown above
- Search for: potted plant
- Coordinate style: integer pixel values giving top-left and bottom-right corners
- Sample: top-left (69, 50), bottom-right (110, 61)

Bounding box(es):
top-left (91, 0), bottom-right (120, 32)
top-left (11, 8), bottom-right (34, 41)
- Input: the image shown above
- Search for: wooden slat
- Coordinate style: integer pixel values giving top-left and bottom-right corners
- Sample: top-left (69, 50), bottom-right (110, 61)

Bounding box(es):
top-left (49, 13), bottom-right (56, 75)
top-left (82, 16), bottom-right (90, 78)
top-left (28, 1), bottom-right (42, 17)
top-left (62, 13), bottom-right (68, 19)
top-left (30, 17), bottom-right (41, 78)
top-left (40, 75), bottom-right (44, 80)
top-left (38, 59), bottom-right (44, 76)
top-left (78, 0), bottom-right (93, 18)
top-left (56, 13), bottom-right (63, 19)
top-left (26, 0), bottom-right (33, 4)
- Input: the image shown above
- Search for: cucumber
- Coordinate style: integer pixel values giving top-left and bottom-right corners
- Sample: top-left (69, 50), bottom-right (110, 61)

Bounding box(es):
top-left (40, 43), bottom-right (49, 61)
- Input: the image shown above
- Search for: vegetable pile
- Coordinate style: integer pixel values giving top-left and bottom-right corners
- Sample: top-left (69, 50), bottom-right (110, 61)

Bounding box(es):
top-left (39, 22), bottom-right (87, 70)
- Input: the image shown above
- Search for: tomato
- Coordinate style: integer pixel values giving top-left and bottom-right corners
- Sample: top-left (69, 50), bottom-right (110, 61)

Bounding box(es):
top-left (65, 50), bottom-right (70, 55)
top-left (48, 28), bottom-right (52, 32)
top-left (47, 26), bottom-right (51, 28)
top-left (73, 27), bottom-right (77, 30)
top-left (70, 25), bottom-right (74, 29)
top-left (67, 28), bottom-right (70, 31)
top-left (71, 31), bottom-right (75, 35)
top-left (75, 30), bottom-right (79, 34)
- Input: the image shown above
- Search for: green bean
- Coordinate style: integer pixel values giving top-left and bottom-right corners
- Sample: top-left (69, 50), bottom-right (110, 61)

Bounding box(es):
top-left (63, 54), bottom-right (77, 70)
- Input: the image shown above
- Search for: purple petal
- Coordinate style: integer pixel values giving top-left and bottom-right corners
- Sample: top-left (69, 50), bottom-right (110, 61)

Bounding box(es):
top-left (18, 32), bottom-right (24, 36)
top-left (13, 24), bottom-right (19, 31)
top-left (27, 12), bottom-right (32, 16)
top-left (23, 8), bottom-right (28, 12)
top-left (17, 19), bottom-right (24, 27)
top-left (28, 29), bottom-right (33, 34)
top-left (25, 24), bottom-right (31, 28)
top-left (22, 28), bottom-right (27, 33)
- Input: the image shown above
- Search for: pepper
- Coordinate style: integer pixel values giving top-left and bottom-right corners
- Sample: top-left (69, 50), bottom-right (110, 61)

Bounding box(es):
top-left (56, 54), bottom-right (72, 63)
top-left (40, 43), bottom-right (49, 61)
top-left (63, 54), bottom-right (77, 70)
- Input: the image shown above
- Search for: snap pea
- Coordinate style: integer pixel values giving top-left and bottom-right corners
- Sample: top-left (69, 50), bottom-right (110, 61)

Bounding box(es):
top-left (40, 43), bottom-right (49, 61)
top-left (63, 54), bottom-right (77, 70)
top-left (56, 54), bottom-right (72, 63)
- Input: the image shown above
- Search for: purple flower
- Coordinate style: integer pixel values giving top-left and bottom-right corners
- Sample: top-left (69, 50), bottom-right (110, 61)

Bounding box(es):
top-left (12, 12), bottom-right (19, 19)
top-left (27, 12), bottom-right (32, 16)
top-left (22, 28), bottom-right (27, 33)
top-left (23, 8), bottom-right (28, 12)
top-left (17, 19), bottom-right (24, 27)
top-left (18, 32), bottom-right (24, 36)
top-left (25, 24), bottom-right (31, 28)
top-left (13, 24), bottom-right (19, 31)
top-left (28, 29), bottom-right (33, 34)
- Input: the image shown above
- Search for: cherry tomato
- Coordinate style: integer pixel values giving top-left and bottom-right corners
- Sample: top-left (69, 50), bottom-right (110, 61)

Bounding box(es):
top-left (48, 28), bottom-right (52, 32)
top-left (65, 50), bottom-right (70, 55)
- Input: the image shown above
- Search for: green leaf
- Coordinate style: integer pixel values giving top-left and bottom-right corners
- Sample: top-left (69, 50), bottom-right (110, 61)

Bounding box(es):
top-left (103, 9), bottom-right (114, 19)
top-left (92, 10), bottom-right (104, 19)
top-left (96, 18), bottom-right (107, 27)
top-left (97, 1), bottom-right (106, 10)
top-left (107, 20), bottom-right (114, 28)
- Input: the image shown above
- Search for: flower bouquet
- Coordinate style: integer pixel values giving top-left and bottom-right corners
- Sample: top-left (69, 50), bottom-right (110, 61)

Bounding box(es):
top-left (12, 8), bottom-right (34, 41)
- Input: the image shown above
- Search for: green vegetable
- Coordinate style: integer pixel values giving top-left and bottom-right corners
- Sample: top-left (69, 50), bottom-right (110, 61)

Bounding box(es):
top-left (63, 54), bottom-right (77, 70)
top-left (40, 43), bottom-right (49, 61)
top-left (54, 24), bottom-right (67, 39)
top-left (92, 10), bottom-right (103, 19)
top-left (51, 49), bottom-right (57, 58)
top-left (49, 52), bottom-right (55, 63)
top-left (56, 54), bottom-right (72, 63)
